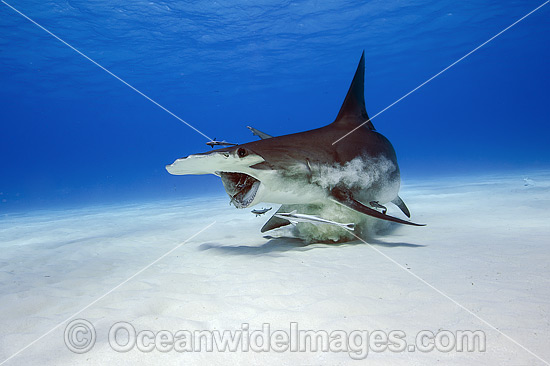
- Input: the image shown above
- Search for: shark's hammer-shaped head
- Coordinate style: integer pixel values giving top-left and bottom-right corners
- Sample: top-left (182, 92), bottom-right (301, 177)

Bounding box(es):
top-left (166, 145), bottom-right (268, 208)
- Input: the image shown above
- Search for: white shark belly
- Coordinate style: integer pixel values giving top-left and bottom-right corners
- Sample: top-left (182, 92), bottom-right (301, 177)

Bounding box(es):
top-left (251, 180), bottom-right (327, 206)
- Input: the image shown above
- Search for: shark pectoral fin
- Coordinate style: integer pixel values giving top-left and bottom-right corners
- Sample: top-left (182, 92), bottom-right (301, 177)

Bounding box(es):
top-left (391, 195), bottom-right (411, 218)
top-left (261, 204), bottom-right (295, 232)
top-left (330, 188), bottom-right (425, 227)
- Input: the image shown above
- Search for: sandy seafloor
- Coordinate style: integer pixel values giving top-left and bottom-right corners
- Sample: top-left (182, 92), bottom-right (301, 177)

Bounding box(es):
top-left (0, 171), bottom-right (549, 365)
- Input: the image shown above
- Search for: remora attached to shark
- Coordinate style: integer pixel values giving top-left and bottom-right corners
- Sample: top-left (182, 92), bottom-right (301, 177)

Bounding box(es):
top-left (166, 52), bottom-right (425, 233)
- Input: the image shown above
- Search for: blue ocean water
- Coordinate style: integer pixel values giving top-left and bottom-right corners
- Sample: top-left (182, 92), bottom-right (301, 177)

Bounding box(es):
top-left (1, 0), bottom-right (549, 212)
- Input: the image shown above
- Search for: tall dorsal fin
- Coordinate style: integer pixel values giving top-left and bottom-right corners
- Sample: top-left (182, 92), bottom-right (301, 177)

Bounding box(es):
top-left (332, 51), bottom-right (374, 130)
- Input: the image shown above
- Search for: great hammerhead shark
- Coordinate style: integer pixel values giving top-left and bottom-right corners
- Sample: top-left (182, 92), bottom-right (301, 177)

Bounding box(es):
top-left (166, 52), bottom-right (424, 233)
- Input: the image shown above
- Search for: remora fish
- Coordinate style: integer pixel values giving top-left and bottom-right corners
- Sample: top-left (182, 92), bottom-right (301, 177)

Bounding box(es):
top-left (251, 207), bottom-right (272, 217)
top-left (275, 210), bottom-right (355, 231)
top-left (206, 138), bottom-right (238, 148)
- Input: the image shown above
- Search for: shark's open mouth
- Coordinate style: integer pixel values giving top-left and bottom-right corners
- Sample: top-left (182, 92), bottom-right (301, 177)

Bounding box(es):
top-left (219, 172), bottom-right (261, 209)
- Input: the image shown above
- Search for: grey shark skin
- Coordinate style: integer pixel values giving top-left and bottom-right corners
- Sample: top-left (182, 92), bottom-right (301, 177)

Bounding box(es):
top-left (166, 52), bottom-right (425, 231)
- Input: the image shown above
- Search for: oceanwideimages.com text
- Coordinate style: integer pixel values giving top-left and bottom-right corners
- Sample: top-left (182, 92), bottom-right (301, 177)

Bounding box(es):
top-left (65, 319), bottom-right (486, 360)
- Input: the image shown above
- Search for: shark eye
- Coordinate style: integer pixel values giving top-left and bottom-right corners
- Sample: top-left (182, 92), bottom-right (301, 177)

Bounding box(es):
top-left (237, 148), bottom-right (248, 158)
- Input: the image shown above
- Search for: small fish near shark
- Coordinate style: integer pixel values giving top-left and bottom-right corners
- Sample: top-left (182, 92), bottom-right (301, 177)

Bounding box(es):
top-left (206, 138), bottom-right (238, 148)
top-left (275, 210), bottom-right (355, 232)
top-left (251, 207), bottom-right (272, 217)
top-left (166, 51), bottom-right (425, 238)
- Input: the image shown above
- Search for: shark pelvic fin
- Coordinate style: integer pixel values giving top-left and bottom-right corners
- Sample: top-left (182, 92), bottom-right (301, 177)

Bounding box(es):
top-left (330, 187), bottom-right (425, 227)
top-left (332, 51), bottom-right (374, 131)
top-left (391, 196), bottom-right (411, 218)
top-left (261, 204), bottom-right (295, 232)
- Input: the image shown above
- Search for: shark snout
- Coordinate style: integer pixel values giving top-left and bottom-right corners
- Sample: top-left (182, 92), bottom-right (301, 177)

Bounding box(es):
top-left (165, 149), bottom-right (264, 176)
top-left (166, 152), bottom-right (223, 175)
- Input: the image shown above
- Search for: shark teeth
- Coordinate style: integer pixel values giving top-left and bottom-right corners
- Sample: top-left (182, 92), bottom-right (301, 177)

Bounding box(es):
top-left (220, 172), bottom-right (261, 209)
top-left (233, 180), bottom-right (260, 208)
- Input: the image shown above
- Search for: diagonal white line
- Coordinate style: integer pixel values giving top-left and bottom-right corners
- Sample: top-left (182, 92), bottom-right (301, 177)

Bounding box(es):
top-left (332, 0), bottom-right (550, 145)
top-left (348, 231), bottom-right (550, 365)
top-left (1, 0), bottom-right (213, 141)
top-left (0, 221), bottom-right (216, 365)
